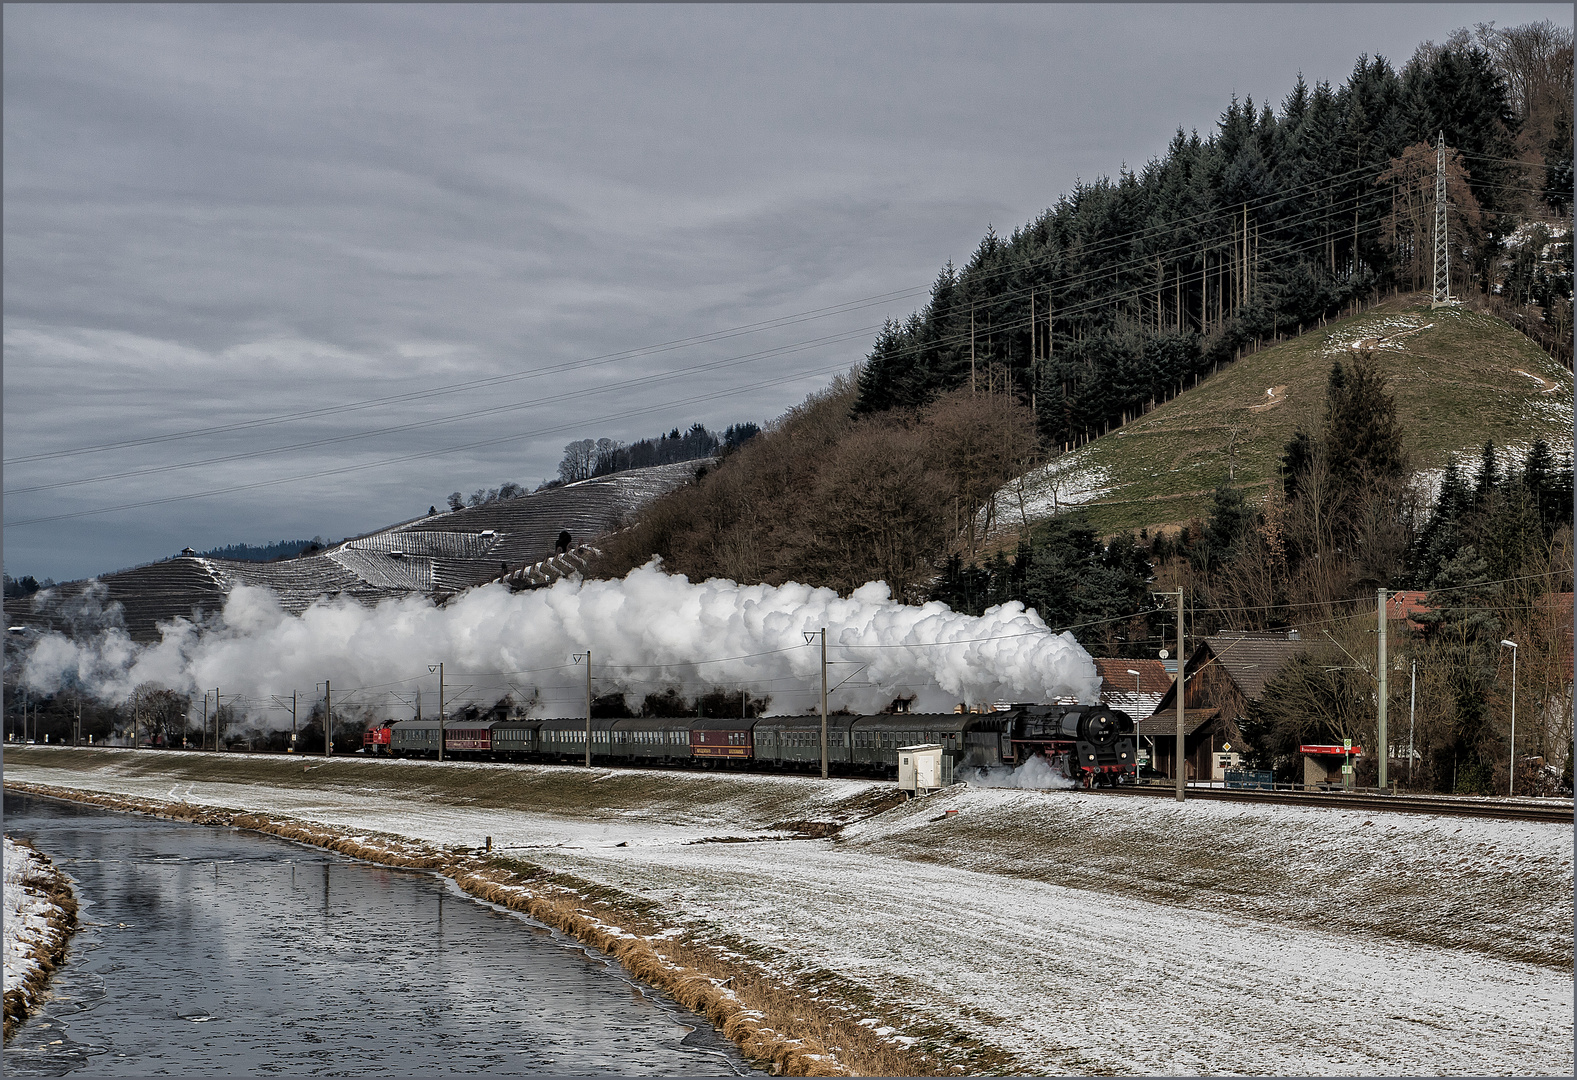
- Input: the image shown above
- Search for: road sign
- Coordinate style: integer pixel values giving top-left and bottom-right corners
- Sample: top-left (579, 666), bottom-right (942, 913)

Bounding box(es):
top-left (1299, 744), bottom-right (1363, 755)
top-left (1222, 741), bottom-right (1232, 752)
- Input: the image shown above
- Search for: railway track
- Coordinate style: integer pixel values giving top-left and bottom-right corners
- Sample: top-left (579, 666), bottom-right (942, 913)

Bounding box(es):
top-left (1098, 783), bottom-right (1574, 823)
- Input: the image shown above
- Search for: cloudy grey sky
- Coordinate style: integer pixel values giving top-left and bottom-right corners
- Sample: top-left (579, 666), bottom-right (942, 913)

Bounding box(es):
top-left (4, 3), bottom-right (1567, 583)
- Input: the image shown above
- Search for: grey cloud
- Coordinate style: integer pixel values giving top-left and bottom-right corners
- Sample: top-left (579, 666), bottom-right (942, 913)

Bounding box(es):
top-left (5, 3), bottom-right (1564, 581)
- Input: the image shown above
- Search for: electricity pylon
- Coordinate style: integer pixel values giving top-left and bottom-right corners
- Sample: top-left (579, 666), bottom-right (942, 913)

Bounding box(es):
top-left (1431, 130), bottom-right (1452, 308)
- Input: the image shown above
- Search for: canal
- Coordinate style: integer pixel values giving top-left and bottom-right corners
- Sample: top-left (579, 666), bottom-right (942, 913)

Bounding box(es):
top-left (3, 792), bottom-right (755, 1075)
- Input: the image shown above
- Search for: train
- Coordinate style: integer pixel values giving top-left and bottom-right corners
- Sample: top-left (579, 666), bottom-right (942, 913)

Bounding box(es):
top-left (360, 704), bottom-right (1139, 787)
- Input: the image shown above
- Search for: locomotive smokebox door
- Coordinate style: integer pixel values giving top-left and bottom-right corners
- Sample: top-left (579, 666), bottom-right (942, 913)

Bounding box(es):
top-left (898, 744), bottom-right (944, 794)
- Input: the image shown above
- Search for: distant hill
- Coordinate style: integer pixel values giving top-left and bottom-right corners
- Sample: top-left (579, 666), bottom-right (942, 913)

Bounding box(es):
top-left (985, 296), bottom-right (1574, 544)
top-left (12, 461), bottom-right (705, 641)
top-left (192, 540), bottom-right (318, 563)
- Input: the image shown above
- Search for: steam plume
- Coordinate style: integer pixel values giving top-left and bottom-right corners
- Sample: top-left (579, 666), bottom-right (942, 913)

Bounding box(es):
top-left (19, 560), bottom-right (1099, 724)
top-left (965, 754), bottom-right (1078, 790)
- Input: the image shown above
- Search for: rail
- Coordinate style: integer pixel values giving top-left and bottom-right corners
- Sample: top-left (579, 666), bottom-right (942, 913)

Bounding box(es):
top-left (1102, 782), bottom-right (1573, 823)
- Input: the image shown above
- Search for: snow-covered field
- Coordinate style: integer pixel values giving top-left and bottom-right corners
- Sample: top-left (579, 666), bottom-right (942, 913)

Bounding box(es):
top-left (3, 838), bottom-right (65, 1006)
top-left (5, 750), bottom-right (1572, 1075)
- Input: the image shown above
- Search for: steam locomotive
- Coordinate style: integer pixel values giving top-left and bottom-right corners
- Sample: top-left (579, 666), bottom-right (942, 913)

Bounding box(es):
top-left (362, 704), bottom-right (1138, 787)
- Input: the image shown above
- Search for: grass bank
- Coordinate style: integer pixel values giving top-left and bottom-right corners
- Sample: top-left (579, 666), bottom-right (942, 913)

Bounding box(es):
top-left (2, 838), bottom-right (78, 1042)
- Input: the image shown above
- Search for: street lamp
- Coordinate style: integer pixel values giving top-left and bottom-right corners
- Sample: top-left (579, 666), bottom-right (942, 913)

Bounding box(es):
top-left (1126, 669), bottom-right (1141, 785)
top-left (1500, 640), bottom-right (1517, 796)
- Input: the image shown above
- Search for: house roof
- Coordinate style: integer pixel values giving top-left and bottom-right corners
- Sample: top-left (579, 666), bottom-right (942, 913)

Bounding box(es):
top-left (1200, 632), bottom-right (1308, 700)
top-left (1386, 590), bottom-right (1431, 629)
top-left (1137, 708), bottom-right (1221, 737)
top-left (1093, 657), bottom-right (1171, 717)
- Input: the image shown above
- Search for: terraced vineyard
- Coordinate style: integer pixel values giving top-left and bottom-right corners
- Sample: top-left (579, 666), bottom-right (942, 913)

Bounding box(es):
top-left (11, 461), bottom-right (704, 640)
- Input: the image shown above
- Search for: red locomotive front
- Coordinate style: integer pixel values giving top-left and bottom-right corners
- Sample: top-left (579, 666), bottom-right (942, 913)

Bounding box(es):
top-left (363, 723), bottom-right (394, 754)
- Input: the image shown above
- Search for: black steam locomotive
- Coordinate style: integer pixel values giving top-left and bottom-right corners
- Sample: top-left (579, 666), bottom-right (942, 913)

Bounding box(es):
top-left (368, 703), bottom-right (1138, 787)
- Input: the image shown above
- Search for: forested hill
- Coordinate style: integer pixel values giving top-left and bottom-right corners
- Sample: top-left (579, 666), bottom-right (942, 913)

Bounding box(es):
top-left (855, 24), bottom-right (1573, 445)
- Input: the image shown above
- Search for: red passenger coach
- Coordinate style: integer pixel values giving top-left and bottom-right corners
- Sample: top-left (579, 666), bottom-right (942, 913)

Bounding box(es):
top-left (690, 721), bottom-right (753, 760)
top-left (444, 722), bottom-right (495, 756)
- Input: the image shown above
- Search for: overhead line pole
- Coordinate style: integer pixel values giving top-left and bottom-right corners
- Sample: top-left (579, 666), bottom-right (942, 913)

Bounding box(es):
top-left (1408, 660), bottom-right (1417, 784)
top-left (1175, 589), bottom-right (1185, 803)
top-left (820, 627), bottom-right (832, 778)
top-left (1377, 588), bottom-right (1389, 791)
top-left (324, 680), bottom-right (332, 758)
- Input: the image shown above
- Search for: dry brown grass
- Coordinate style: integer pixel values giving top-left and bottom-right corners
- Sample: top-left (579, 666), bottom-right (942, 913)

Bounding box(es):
top-left (5, 780), bottom-right (957, 1075)
top-left (2, 837), bottom-right (78, 1043)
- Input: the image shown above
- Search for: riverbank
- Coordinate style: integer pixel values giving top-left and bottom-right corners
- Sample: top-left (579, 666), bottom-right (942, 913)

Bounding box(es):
top-left (4, 747), bottom-right (1573, 1075)
top-left (3, 837), bottom-right (78, 1042)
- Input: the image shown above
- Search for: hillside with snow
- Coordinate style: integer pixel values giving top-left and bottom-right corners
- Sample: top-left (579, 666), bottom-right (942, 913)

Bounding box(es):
top-left (984, 297), bottom-right (1573, 544)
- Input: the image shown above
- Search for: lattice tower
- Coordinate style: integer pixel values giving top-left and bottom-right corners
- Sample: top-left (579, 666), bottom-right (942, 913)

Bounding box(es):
top-left (1431, 130), bottom-right (1452, 308)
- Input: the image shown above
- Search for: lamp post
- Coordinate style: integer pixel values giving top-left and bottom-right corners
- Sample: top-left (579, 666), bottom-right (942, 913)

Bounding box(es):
top-left (1500, 640), bottom-right (1518, 796)
top-left (1126, 669), bottom-right (1141, 785)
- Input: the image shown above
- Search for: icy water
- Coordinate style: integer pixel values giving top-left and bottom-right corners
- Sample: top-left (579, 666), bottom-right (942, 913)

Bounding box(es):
top-left (3, 792), bottom-right (754, 1075)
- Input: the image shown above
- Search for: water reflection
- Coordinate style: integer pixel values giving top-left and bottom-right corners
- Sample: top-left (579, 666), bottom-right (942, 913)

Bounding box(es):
top-left (3, 793), bottom-right (753, 1075)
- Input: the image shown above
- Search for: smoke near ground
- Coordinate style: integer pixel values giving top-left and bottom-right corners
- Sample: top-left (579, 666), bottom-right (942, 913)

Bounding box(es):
top-left (966, 754), bottom-right (1077, 790)
top-left (18, 560), bottom-right (1099, 726)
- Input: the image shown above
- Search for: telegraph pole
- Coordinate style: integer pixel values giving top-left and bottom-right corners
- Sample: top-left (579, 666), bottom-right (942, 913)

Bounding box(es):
top-left (1431, 130), bottom-right (1451, 308)
top-left (970, 306), bottom-right (976, 394)
top-left (1377, 588), bottom-right (1389, 790)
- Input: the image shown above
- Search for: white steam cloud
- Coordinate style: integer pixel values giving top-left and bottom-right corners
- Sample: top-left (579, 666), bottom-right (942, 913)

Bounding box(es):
top-left (20, 561), bottom-right (1099, 725)
top-left (965, 754), bottom-right (1078, 790)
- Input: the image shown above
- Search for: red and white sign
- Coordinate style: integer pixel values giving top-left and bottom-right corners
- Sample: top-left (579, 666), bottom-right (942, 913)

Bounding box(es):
top-left (1299, 744), bottom-right (1362, 755)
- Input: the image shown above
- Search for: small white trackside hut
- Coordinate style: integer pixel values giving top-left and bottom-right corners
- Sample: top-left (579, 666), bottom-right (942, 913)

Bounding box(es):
top-left (898, 743), bottom-right (945, 795)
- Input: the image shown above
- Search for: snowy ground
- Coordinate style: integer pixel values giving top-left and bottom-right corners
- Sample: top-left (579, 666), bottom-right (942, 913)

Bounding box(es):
top-left (3, 837), bottom-right (61, 1002)
top-left (5, 749), bottom-right (1572, 1075)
